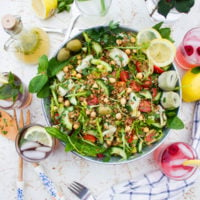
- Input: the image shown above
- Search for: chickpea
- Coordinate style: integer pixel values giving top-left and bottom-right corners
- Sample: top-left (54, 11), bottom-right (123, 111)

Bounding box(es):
top-left (133, 49), bottom-right (137, 53)
top-left (130, 37), bottom-right (136, 43)
top-left (76, 73), bottom-right (82, 79)
top-left (63, 66), bottom-right (69, 73)
top-left (138, 115), bottom-right (144, 121)
top-left (120, 98), bottom-right (126, 106)
top-left (126, 88), bottom-right (132, 94)
top-left (64, 100), bottom-right (70, 107)
top-left (116, 39), bottom-right (122, 45)
top-left (58, 96), bottom-right (63, 103)
top-left (77, 60), bottom-right (82, 65)
top-left (143, 127), bottom-right (149, 133)
top-left (125, 126), bottom-right (131, 132)
top-left (71, 70), bottom-right (77, 76)
top-left (136, 72), bottom-right (143, 79)
top-left (68, 65), bottom-right (73, 69)
top-left (90, 111), bottom-right (96, 118)
top-left (104, 98), bottom-right (109, 103)
top-left (73, 122), bottom-right (80, 129)
top-left (109, 77), bottom-right (116, 83)
top-left (110, 60), bottom-right (116, 65)
top-left (77, 55), bottom-right (82, 60)
top-left (86, 109), bottom-right (91, 115)
top-left (116, 113), bottom-right (122, 120)
top-left (125, 49), bottom-right (131, 55)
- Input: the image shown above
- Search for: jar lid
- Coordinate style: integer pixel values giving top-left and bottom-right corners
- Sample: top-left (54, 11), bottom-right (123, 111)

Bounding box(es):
top-left (1, 14), bottom-right (18, 30)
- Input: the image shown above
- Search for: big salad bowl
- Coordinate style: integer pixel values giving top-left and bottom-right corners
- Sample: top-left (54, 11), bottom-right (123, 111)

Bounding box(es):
top-left (42, 25), bottom-right (182, 164)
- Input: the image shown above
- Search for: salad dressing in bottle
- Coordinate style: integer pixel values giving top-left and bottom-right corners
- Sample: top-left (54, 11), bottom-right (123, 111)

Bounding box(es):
top-left (2, 14), bottom-right (49, 64)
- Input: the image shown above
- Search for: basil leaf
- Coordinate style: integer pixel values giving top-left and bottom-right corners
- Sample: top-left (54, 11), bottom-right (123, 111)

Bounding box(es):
top-left (175, 0), bottom-right (194, 13)
top-left (28, 74), bottom-right (48, 93)
top-left (167, 116), bottom-right (184, 130)
top-left (38, 55), bottom-right (48, 74)
top-left (37, 82), bottom-right (50, 98)
top-left (157, 0), bottom-right (175, 18)
top-left (191, 66), bottom-right (200, 74)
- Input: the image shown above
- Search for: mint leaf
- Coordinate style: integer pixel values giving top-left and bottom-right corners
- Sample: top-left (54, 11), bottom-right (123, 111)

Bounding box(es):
top-left (175, 0), bottom-right (194, 13)
top-left (167, 116), bottom-right (184, 129)
top-left (37, 82), bottom-right (50, 98)
top-left (191, 66), bottom-right (200, 74)
top-left (28, 74), bottom-right (48, 93)
top-left (0, 84), bottom-right (18, 100)
top-left (38, 55), bottom-right (48, 74)
top-left (157, 0), bottom-right (175, 18)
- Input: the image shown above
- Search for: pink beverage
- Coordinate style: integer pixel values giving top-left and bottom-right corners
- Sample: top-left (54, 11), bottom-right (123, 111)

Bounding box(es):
top-left (175, 27), bottom-right (200, 70)
top-left (154, 142), bottom-right (197, 180)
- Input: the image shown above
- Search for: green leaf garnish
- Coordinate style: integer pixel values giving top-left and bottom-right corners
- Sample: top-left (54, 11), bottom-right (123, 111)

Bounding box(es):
top-left (191, 66), bottom-right (200, 74)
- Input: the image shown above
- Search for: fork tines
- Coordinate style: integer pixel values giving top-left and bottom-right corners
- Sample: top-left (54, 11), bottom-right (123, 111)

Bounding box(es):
top-left (68, 181), bottom-right (89, 199)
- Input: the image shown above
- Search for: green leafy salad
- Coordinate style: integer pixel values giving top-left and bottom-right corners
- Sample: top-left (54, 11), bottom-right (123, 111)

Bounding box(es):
top-left (29, 22), bottom-right (184, 162)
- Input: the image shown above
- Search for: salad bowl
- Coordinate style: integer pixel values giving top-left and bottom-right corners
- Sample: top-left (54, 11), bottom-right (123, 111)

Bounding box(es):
top-left (42, 25), bottom-right (182, 164)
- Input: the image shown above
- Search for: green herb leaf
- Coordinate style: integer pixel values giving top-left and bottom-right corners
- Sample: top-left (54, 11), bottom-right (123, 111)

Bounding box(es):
top-left (37, 82), bottom-right (50, 98)
top-left (167, 116), bottom-right (184, 129)
top-left (38, 55), bottom-right (48, 74)
top-left (175, 0), bottom-right (194, 13)
top-left (191, 66), bottom-right (200, 74)
top-left (157, 0), bottom-right (175, 18)
top-left (28, 74), bottom-right (48, 93)
top-left (0, 84), bottom-right (18, 100)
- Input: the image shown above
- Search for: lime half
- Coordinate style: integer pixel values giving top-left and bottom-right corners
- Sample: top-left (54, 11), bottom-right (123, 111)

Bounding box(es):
top-left (24, 126), bottom-right (53, 147)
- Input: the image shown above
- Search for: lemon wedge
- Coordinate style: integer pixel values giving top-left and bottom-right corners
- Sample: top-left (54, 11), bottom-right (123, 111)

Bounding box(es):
top-left (182, 159), bottom-right (200, 167)
top-left (32, 0), bottom-right (57, 19)
top-left (146, 38), bottom-right (176, 67)
top-left (24, 126), bottom-right (53, 147)
top-left (0, 73), bottom-right (8, 86)
top-left (136, 28), bottom-right (161, 45)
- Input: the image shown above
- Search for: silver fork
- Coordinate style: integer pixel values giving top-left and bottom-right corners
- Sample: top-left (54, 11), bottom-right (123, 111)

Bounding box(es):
top-left (68, 181), bottom-right (96, 200)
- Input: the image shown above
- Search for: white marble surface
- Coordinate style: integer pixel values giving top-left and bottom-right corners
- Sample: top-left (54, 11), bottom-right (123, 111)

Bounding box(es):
top-left (0, 0), bottom-right (200, 199)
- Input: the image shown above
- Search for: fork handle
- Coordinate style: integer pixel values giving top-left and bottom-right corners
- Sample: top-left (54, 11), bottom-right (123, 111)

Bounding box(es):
top-left (33, 164), bottom-right (65, 200)
top-left (16, 181), bottom-right (24, 200)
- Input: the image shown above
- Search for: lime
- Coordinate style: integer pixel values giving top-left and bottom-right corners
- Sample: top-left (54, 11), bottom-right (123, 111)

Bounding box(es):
top-left (136, 28), bottom-right (161, 45)
top-left (24, 126), bottom-right (53, 147)
top-left (32, 0), bottom-right (57, 19)
top-left (146, 38), bottom-right (176, 67)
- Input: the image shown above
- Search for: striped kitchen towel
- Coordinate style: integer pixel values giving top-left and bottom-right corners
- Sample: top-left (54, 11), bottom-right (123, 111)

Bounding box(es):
top-left (97, 101), bottom-right (200, 200)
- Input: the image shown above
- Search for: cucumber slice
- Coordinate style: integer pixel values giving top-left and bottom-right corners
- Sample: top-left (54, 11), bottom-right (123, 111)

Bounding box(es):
top-left (110, 147), bottom-right (127, 159)
top-left (91, 59), bottom-right (112, 72)
top-left (96, 79), bottom-right (110, 96)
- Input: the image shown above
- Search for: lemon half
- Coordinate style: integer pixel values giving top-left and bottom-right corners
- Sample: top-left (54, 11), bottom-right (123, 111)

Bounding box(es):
top-left (136, 28), bottom-right (161, 45)
top-left (24, 126), bottom-right (53, 147)
top-left (146, 38), bottom-right (176, 67)
top-left (32, 0), bottom-right (57, 19)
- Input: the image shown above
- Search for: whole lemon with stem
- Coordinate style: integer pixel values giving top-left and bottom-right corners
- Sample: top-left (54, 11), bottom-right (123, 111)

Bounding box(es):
top-left (181, 67), bottom-right (200, 102)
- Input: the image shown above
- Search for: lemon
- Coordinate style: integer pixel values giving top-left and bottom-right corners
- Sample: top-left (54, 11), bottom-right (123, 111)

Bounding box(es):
top-left (32, 0), bottom-right (57, 19)
top-left (24, 126), bottom-right (53, 147)
top-left (136, 28), bottom-right (161, 45)
top-left (0, 73), bottom-right (8, 86)
top-left (146, 38), bottom-right (176, 67)
top-left (183, 160), bottom-right (200, 167)
top-left (181, 68), bottom-right (200, 102)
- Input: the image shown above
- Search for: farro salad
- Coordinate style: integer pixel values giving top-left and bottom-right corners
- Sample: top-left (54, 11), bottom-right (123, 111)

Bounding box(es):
top-left (29, 22), bottom-right (183, 162)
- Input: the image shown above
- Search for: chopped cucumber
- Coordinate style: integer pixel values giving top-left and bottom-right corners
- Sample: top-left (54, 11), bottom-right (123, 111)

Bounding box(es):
top-left (92, 42), bottom-right (102, 56)
top-left (69, 96), bottom-right (77, 105)
top-left (140, 90), bottom-right (152, 99)
top-left (76, 55), bottom-right (93, 73)
top-left (91, 59), bottom-right (112, 72)
top-left (60, 107), bottom-right (74, 130)
top-left (110, 147), bottom-right (127, 159)
top-left (96, 79), bottom-right (110, 96)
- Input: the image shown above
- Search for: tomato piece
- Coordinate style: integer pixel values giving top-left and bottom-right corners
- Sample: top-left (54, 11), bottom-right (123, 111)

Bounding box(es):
top-left (142, 77), bottom-right (152, 88)
top-left (116, 81), bottom-right (126, 88)
top-left (86, 95), bottom-right (99, 105)
top-left (97, 153), bottom-right (104, 158)
top-left (154, 65), bottom-right (164, 74)
top-left (120, 71), bottom-right (129, 82)
top-left (54, 113), bottom-right (60, 124)
top-left (127, 134), bottom-right (134, 143)
top-left (145, 133), bottom-right (155, 142)
top-left (83, 134), bottom-right (97, 143)
top-left (135, 61), bottom-right (142, 72)
top-left (130, 81), bottom-right (142, 92)
top-left (151, 88), bottom-right (158, 98)
top-left (138, 100), bottom-right (152, 112)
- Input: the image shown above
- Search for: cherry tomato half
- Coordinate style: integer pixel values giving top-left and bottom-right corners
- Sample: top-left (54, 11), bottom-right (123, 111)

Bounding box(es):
top-left (151, 88), bottom-right (158, 98)
top-left (86, 95), bottom-right (99, 105)
top-left (153, 65), bottom-right (164, 74)
top-left (83, 134), bottom-right (97, 143)
top-left (142, 77), bottom-right (152, 88)
top-left (138, 100), bottom-right (152, 113)
top-left (130, 81), bottom-right (142, 92)
top-left (120, 71), bottom-right (129, 82)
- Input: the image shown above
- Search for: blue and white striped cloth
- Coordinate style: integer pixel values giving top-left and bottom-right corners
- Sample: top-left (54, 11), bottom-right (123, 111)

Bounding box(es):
top-left (97, 101), bottom-right (200, 200)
